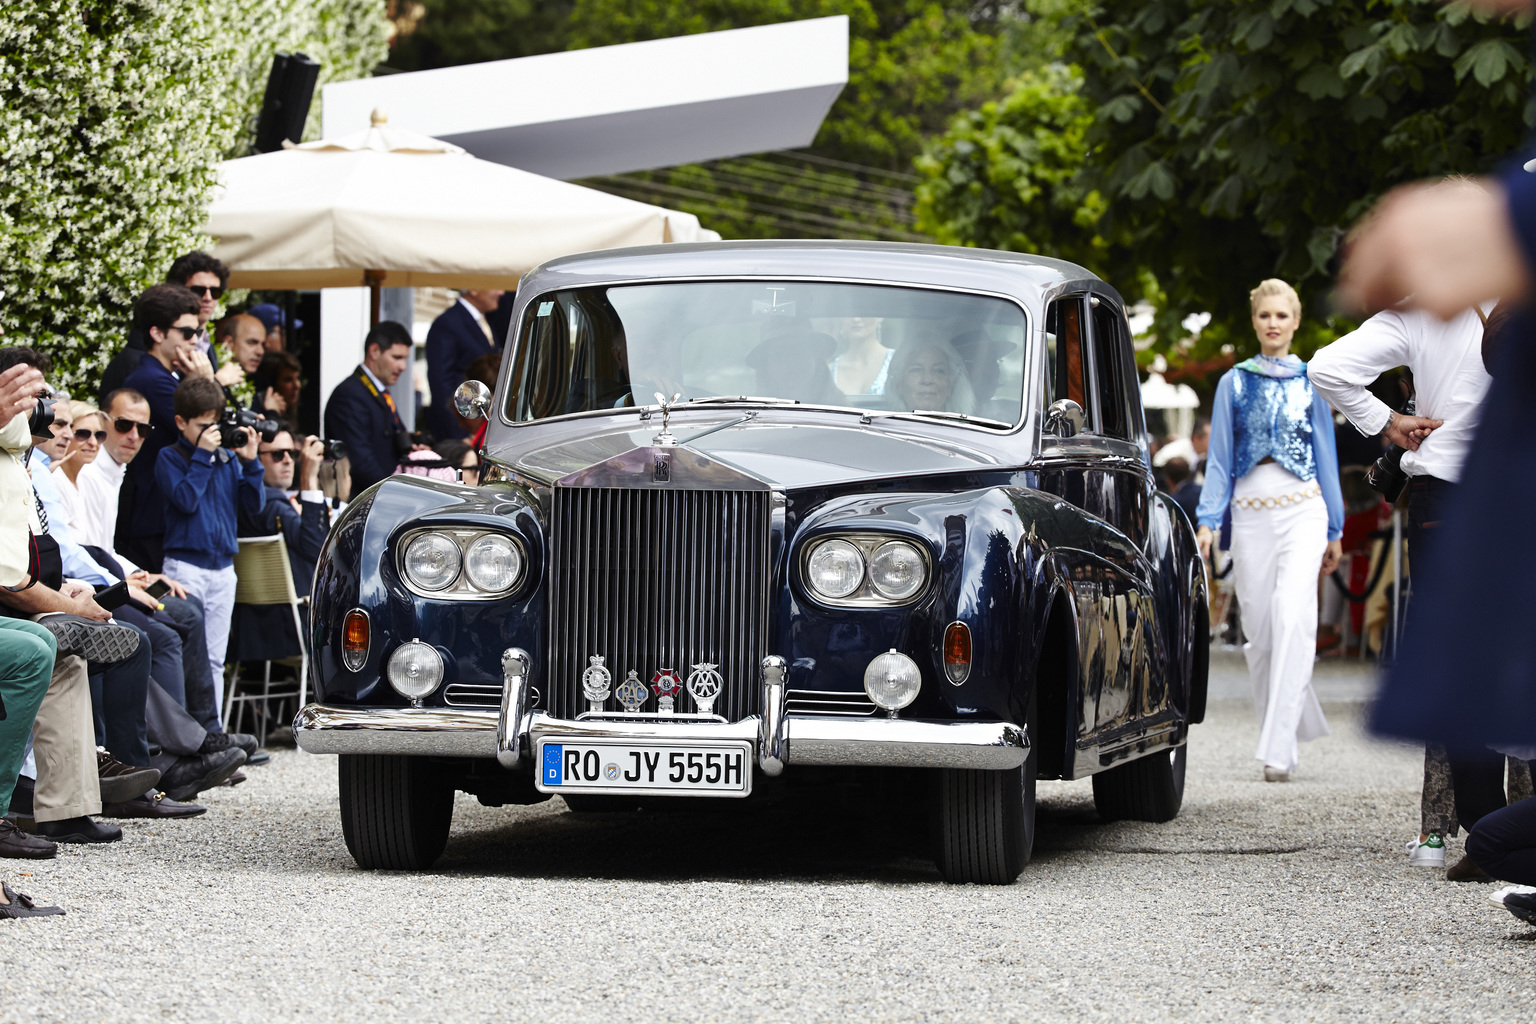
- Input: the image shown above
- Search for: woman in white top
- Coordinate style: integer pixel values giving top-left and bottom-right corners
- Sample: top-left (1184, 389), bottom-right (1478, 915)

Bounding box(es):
top-left (51, 401), bottom-right (106, 528)
top-left (830, 317), bottom-right (893, 394)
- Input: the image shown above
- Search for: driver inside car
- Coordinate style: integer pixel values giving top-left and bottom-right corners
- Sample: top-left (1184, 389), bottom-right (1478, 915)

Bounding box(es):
top-left (748, 329), bottom-right (841, 406)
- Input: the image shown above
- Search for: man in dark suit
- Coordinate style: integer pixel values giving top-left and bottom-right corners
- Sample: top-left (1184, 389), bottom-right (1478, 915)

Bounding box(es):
top-left (323, 322), bottom-right (414, 495)
top-left (425, 289), bottom-right (504, 441)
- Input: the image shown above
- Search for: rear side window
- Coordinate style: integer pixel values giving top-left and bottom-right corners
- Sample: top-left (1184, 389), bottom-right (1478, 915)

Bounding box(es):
top-left (1089, 300), bottom-right (1138, 441)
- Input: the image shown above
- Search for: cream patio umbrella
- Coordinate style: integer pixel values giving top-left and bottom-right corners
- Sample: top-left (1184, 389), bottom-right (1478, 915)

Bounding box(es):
top-left (205, 110), bottom-right (719, 317)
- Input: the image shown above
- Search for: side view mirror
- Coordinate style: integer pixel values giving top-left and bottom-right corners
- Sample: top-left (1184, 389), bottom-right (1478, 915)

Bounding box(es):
top-left (453, 380), bottom-right (492, 421)
top-left (1044, 398), bottom-right (1085, 438)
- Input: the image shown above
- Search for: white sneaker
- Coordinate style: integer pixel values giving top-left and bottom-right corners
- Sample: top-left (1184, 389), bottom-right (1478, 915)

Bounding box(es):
top-left (1406, 834), bottom-right (1446, 868)
top-left (1489, 884), bottom-right (1536, 906)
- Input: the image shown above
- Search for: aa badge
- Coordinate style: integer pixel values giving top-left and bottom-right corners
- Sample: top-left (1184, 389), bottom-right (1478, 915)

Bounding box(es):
top-left (686, 662), bottom-right (723, 716)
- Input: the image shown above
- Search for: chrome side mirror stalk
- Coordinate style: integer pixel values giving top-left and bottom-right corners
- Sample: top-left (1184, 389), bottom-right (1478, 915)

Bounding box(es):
top-left (1044, 398), bottom-right (1085, 438)
top-left (454, 379), bottom-right (493, 421)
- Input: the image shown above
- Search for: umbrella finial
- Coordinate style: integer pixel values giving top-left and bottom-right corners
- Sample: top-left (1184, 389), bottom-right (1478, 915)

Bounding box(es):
top-left (370, 107), bottom-right (388, 127)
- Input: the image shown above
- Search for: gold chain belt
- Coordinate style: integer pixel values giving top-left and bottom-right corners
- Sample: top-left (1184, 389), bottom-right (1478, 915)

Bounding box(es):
top-left (1233, 482), bottom-right (1320, 510)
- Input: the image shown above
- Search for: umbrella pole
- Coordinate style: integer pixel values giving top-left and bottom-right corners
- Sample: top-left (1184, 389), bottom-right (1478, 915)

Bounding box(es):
top-left (364, 270), bottom-right (386, 326)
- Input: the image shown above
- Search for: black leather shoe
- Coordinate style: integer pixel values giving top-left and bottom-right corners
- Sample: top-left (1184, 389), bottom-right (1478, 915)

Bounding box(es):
top-left (101, 791), bottom-right (207, 819)
top-left (0, 818), bottom-right (56, 859)
top-left (37, 816), bottom-right (122, 844)
top-left (159, 748), bottom-right (245, 801)
top-left (219, 770), bottom-right (248, 788)
top-left (200, 731), bottom-right (260, 757)
top-left (97, 752), bottom-right (160, 804)
top-left (0, 882), bottom-right (64, 919)
top-left (34, 613), bottom-right (141, 665)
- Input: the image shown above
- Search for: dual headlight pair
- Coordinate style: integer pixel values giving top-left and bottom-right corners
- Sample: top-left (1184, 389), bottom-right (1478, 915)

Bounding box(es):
top-left (802, 535), bottom-right (929, 606)
top-left (400, 528), bottom-right (525, 598)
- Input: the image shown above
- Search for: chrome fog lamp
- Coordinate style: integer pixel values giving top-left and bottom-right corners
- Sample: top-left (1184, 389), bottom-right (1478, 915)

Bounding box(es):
top-left (403, 532), bottom-right (461, 591)
top-left (464, 534), bottom-right (522, 592)
top-left (806, 538), bottom-right (865, 599)
top-left (863, 649), bottom-right (921, 716)
top-left (387, 641), bottom-right (444, 704)
top-left (867, 540), bottom-right (926, 601)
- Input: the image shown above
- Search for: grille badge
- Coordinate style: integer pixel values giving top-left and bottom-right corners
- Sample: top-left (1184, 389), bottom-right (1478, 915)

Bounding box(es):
top-left (616, 670), bottom-right (647, 713)
top-left (651, 669), bottom-right (682, 715)
top-left (581, 655), bottom-right (612, 713)
top-left (687, 663), bottom-right (723, 716)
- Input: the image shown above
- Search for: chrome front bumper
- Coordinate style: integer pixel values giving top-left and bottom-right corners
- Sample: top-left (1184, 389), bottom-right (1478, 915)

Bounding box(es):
top-left (295, 651), bottom-right (1028, 772)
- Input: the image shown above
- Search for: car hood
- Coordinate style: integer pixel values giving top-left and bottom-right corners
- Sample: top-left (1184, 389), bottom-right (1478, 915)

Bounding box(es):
top-left (502, 419), bottom-right (1012, 490)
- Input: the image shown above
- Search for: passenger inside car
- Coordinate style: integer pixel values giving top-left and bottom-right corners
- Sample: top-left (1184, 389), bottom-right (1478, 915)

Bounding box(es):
top-left (887, 338), bottom-right (976, 414)
top-left (829, 316), bottom-right (892, 395)
top-left (951, 331), bottom-right (1019, 422)
top-left (749, 329), bottom-right (842, 406)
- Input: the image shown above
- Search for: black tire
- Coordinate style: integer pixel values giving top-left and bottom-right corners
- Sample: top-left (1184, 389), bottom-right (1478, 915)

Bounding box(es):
top-left (934, 759), bottom-right (1037, 884)
top-left (1091, 743), bottom-right (1187, 823)
top-left (338, 754), bottom-right (454, 870)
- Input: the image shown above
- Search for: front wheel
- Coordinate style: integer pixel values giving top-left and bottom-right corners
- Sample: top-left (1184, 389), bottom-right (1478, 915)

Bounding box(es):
top-left (934, 746), bottom-right (1037, 884)
top-left (338, 754), bottom-right (454, 870)
top-left (1092, 743), bottom-right (1187, 823)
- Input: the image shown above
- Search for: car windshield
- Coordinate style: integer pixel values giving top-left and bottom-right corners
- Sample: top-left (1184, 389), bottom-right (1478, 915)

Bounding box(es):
top-left (508, 281), bottom-right (1029, 428)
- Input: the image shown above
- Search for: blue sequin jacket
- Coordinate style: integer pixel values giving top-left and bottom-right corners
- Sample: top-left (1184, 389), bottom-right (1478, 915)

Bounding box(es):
top-left (1195, 364), bottom-right (1344, 541)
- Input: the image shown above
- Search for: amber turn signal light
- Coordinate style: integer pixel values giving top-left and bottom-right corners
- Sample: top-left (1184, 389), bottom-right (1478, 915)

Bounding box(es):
top-left (943, 621), bottom-right (971, 684)
top-left (342, 609), bottom-right (370, 672)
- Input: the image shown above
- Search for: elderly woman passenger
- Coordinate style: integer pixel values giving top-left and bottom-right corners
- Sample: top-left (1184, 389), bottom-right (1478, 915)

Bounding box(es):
top-left (887, 338), bottom-right (977, 415)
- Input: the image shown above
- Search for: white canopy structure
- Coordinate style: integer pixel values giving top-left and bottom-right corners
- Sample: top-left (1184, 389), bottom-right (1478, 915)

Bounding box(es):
top-left (206, 116), bottom-right (718, 292)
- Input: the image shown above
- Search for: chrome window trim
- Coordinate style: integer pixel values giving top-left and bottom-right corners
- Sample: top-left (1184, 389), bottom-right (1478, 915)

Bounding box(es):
top-left (395, 527), bottom-right (527, 602)
top-left (500, 274), bottom-right (1038, 439)
top-left (797, 531), bottom-right (934, 610)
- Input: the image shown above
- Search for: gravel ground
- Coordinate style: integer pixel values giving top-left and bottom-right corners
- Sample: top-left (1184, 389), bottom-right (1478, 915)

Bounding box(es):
top-left (2, 650), bottom-right (1531, 1024)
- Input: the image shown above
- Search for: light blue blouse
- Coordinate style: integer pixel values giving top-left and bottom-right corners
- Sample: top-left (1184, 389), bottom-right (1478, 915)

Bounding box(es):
top-left (1196, 368), bottom-right (1344, 541)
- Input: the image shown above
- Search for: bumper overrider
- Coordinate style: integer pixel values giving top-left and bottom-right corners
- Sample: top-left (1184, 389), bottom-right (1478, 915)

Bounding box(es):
top-left (294, 649), bottom-right (1029, 773)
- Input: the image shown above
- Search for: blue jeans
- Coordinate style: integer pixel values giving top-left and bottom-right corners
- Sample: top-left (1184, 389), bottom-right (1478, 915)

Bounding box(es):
top-left (86, 620), bottom-right (152, 767)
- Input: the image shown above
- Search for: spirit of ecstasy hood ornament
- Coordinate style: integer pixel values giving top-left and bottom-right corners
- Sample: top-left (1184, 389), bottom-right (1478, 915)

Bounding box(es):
top-left (652, 392), bottom-right (682, 447)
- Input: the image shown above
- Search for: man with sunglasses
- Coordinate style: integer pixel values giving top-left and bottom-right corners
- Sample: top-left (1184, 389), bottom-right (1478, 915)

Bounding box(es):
top-left (98, 252), bottom-right (228, 405)
top-left (119, 284), bottom-right (217, 573)
top-left (235, 425), bottom-right (327, 653)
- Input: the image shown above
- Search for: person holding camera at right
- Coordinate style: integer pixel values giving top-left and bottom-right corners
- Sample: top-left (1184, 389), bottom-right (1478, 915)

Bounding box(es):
top-left (324, 322), bottom-right (421, 496)
top-left (237, 422), bottom-right (328, 602)
top-left (154, 378), bottom-right (265, 714)
top-left (1308, 288), bottom-right (1507, 881)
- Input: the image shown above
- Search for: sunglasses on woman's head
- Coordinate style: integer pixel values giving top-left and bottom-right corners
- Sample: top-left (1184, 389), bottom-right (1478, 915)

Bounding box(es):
top-left (112, 418), bottom-right (153, 437)
top-left (73, 428), bottom-right (106, 443)
top-left (185, 285), bottom-right (224, 299)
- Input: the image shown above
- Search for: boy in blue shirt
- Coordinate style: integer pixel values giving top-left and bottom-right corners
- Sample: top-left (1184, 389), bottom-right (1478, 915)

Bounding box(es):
top-left (155, 377), bottom-right (264, 712)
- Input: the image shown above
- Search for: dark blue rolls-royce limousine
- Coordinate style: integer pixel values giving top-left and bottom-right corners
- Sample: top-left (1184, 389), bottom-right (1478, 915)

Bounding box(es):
top-left (295, 241), bottom-right (1208, 884)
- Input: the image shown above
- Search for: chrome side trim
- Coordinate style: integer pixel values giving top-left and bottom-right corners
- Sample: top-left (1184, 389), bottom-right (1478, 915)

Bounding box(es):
top-left (496, 648), bottom-right (532, 768)
top-left (758, 655), bottom-right (786, 776)
top-left (783, 717), bottom-right (1028, 769)
top-left (293, 704), bottom-right (498, 757)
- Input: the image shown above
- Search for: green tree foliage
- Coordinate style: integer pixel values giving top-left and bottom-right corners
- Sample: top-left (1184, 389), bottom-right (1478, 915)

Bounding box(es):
top-left (0, 1), bottom-right (388, 390)
top-left (917, 0), bottom-right (1533, 358)
top-left (387, 0), bottom-right (575, 68)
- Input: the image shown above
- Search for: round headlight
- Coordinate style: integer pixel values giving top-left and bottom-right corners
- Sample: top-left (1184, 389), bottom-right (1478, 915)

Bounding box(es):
top-left (387, 641), bottom-right (444, 702)
top-left (465, 534), bottom-right (522, 592)
top-left (806, 538), bottom-right (865, 599)
top-left (404, 533), bottom-right (460, 591)
top-left (864, 650), bottom-right (921, 712)
top-left (868, 540), bottom-right (927, 601)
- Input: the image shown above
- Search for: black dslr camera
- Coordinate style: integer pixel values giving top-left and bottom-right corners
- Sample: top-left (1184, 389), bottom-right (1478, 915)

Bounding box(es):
top-left (26, 386), bottom-right (60, 439)
top-left (320, 438), bottom-right (347, 461)
top-left (218, 407), bottom-right (279, 449)
top-left (1365, 398), bottom-right (1413, 503)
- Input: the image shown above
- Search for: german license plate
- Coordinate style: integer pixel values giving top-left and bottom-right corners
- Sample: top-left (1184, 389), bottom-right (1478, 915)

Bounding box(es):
top-left (535, 739), bottom-right (752, 797)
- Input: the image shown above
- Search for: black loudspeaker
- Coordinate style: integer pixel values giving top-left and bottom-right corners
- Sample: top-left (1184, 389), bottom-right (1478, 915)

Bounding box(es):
top-left (254, 52), bottom-right (322, 153)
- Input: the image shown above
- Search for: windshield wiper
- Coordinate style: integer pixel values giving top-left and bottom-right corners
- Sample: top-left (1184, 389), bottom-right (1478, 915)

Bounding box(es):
top-left (685, 395), bottom-right (800, 406)
top-left (902, 409), bottom-right (1014, 430)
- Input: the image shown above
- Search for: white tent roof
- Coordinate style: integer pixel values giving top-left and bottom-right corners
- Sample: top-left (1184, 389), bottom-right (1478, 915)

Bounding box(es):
top-left (1140, 370), bottom-right (1200, 410)
top-left (205, 118), bottom-right (718, 290)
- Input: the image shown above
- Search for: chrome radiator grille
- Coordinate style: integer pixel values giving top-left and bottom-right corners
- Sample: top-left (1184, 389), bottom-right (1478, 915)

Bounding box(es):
top-left (546, 486), bottom-right (771, 722)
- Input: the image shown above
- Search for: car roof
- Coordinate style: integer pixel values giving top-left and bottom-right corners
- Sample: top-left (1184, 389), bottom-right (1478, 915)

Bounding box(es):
top-left (520, 239), bottom-right (1106, 304)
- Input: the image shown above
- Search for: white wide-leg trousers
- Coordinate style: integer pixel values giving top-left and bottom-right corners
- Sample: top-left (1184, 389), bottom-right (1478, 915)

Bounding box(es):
top-left (1230, 462), bottom-right (1331, 772)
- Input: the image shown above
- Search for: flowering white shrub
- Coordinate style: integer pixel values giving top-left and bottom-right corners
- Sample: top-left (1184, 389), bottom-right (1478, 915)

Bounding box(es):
top-left (0, 0), bottom-right (388, 390)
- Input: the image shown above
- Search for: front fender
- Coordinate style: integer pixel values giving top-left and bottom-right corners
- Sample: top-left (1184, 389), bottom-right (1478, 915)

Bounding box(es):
top-left (310, 476), bottom-right (546, 708)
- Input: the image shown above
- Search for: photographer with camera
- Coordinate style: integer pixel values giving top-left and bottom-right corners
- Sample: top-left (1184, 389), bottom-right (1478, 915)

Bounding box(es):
top-left (1308, 295), bottom-right (1501, 880)
top-left (154, 377), bottom-right (265, 713)
top-left (120, 284), bottom-right (216, 573)
top-left (237, 423), bottom-right (328, 601)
